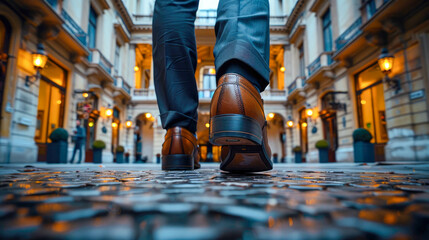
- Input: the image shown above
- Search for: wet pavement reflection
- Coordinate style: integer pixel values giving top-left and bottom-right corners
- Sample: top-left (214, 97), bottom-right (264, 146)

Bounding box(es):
top-left (0, 163), bottom-right (428, 239)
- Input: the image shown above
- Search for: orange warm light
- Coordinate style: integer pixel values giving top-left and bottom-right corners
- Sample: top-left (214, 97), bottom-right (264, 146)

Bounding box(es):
top-left (105, 108), bottom-right (113, 117)
top-left (287, 120), bottom-right (294, 128)
top-left (306, 109), bottom-right (313, 117)
top-left (134, 66), bottom-right (140, 72)
top-left (209, 68), bottom-right (216, 75)
top-left (268, 113), bottom-right (275, 119)
top-left (205, 123), bottom-right (210, 128)
top-left (145, 113), bottom-right (152, 119)
top-left (301, 122), bottom-right (308, 128)
top-left (280, 66), bottom-right (285, 72)
top-left (112, 122), bottom-right (118, 128)
top-left (125, 120), bottom-right (132, 128)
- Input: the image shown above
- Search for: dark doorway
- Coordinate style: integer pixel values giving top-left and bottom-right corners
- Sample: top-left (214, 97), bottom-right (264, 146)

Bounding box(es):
top-left (320, 93), bottom-right (339, 162)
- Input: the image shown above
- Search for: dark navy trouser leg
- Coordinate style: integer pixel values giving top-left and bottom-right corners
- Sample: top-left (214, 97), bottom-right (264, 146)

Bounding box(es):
top-left (214, 0), bottom-right (270, 91)
top-left (153, 0), bottom-right (200, 133)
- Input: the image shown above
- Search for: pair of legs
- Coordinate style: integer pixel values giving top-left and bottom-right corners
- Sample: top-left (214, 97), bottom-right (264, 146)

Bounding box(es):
top-left (70, 142), bottom-right (83, 163)
top-left (153, 0), bottom-right (272, 171)
top-left (153, 0), bottom-right (270, 133)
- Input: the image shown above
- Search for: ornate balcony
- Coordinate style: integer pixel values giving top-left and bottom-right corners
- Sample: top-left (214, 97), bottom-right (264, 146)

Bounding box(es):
top-left (305, 51), bottom-right (335, 87)
top-left (286, 76), bottom-right (306, 103)
top-left (113, 76), bottom-right (131, 100)
top-left (61, 9), bottom-right (87, 47)
top-left (87, 49), bottom-right (114, 83)
top-left (335, 18), bottom-right (362, 52)
top-left (133, 88), bottom-right (157, 102)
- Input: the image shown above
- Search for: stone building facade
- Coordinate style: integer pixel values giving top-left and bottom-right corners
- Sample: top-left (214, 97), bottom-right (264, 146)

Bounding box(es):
top-left (0, 0), bottom-right (428, 163)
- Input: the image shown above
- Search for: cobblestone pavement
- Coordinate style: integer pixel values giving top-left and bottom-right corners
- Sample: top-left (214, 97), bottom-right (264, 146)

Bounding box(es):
top-left (1, 163), bottom-right (429, 240)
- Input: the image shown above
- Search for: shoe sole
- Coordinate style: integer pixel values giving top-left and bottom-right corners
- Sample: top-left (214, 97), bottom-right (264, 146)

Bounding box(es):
top-left (162, 154), bottom-right (194, 170)
top-left (209, 114), bottom-right (272, 172)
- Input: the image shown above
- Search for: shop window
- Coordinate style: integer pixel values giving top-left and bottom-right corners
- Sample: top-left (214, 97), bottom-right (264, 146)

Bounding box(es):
top-left (0, 16), bottom-right (11, 122)
top-left (35, 59), bottom-right (67, 162)
top-left (112, 107), bottom-right (120, 155)
top-left (355, 63), bottom-right (388, 144)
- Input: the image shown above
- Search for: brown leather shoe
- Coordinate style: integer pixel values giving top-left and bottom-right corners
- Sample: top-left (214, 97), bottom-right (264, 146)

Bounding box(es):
top-left (209, 73), bottom-right (272, 172)
top-left (162, 127), bottom-right (200, 170)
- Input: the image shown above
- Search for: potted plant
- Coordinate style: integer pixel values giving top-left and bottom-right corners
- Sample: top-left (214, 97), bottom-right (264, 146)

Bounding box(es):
top-left (293, 146), bottom-right (302, 163)
top-left (115, 145), bottom-right (125, 163)
top-left (353, 128), bottom-right (375, 162)
top-left (92, 140), bottom-right (106, 163)
top-left (47, 128), bottom-right (69, 163)
top-left (315, 140), bottom-right (329, 163)
top-left (125, 152), bottom-right (130, 163)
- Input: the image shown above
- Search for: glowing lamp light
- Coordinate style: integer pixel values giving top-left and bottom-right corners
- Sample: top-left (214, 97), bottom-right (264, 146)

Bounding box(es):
top-left (26, 43), bottom-right (48, 86)
top-left (378, 48), bottom-right (394, 74)
top-left (306, 109), bottom-right (313, 117)
top-left (88, 122), bottom-right (94, 127)
top-left (112, 122), bottom-right (118, 128)
top-left (197, 59), bottom-right (202, 63)
top-left (56, 100), bottom-right (62, 105)
top-left (287, 120), bottom-right (294, 128)
top-left (145, 113), bottom-right (152, 119)
top-left (205, 123), bottom-right (210, 128)
top-left (82, 92), bottom-right (89, 98)
top-left (105, 108), bottom-right (113, 117)
top-left (32, 44), bottom-right (48, 69)
top-left (125, 120), bottom-right (133, 128)
top-left (134, 66), bottom-right (140, 72)
top-left (280, 66), bottom-right (285, 72)
top-left (268, 113), bottom-right (275, 119)
top-left (209, 68), bottom-right (216, 75)
top-left (361, 100), bottom-right (367, 105)
top-left (301, 122), bottom-right (308, 128)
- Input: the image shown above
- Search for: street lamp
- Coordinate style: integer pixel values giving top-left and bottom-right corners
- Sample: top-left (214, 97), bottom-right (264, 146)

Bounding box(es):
top-left (286, 120), bottom-right (294, 128)
top-left (26, 43), bottom-right (48, 86)
top-left (105, 108), bottom-right (113, 118)
top-left (280, 66), bottom-right (285, 72)
top-left (306, 108), bottom-right (313, 118)
top-left (378, 48), bottom-right (400, 92)
top-left (125, 119), bottom-right (133, 129)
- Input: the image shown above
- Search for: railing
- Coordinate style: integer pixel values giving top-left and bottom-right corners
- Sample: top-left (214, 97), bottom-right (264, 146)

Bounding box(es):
top-left (335, 17), bottom-right (362, 51)
top-left (260, 89), bottom-right (286, 100)
top-left (198, 89), bottom-right (216, 100)
top-left (122, 79), bottom-right (131, 95)
top-left (89, 49), bottom-right (113, 74)
top-left (133, 12), bottom-right (288, 27)
top-left (133, 88), bottom-right (157, 100)
top-left (307, 51), bottom-right (333, 76)
top-left (114, 76), bottom-right (131, 95)
top-left (288, 76), bottom-right (305, 94)
top-left (61, 9), bottom-right (87, 46)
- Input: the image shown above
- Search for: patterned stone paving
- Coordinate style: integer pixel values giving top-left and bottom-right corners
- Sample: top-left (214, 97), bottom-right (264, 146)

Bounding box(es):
top-left (0, 163), bottom-right (429, 240)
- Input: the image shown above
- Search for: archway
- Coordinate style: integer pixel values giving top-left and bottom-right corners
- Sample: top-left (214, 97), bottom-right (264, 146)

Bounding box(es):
top-left (266, 112), bottom-right (286, 163)
top-left (134, 112), bottom-right (155, 163)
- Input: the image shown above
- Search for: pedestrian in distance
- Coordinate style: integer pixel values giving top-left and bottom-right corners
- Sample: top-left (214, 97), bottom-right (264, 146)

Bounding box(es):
top-left (70, 120), bottom-right (86, 164)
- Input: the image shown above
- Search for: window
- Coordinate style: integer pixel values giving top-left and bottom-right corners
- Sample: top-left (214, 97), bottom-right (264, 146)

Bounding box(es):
top-left (322, 9), bottom-right (332, 52)
top-left (114, 43), bottom-right (120, 75)
top-left (299, 45), bottom-right (305, 77)
top-left (88, 7), bottom-right (97, 49)
top-left (365, 0), bottom-right (376, 19)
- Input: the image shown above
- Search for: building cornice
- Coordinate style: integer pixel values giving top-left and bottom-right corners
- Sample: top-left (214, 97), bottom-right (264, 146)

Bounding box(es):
top-left (285, 0), bottom-right (307, 33)
top-left (112, 0), bottom-right (133, 33)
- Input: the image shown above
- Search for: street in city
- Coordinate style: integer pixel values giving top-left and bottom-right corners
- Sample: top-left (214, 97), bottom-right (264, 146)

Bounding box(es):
top-left (1, 162), bottom-right (429, 239)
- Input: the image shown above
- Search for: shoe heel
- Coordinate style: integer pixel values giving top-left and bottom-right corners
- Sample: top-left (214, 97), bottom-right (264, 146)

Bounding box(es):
top-left (209, 114), bottom-right (262, 146)
top-left (162, 154), bottom-right (194, 170)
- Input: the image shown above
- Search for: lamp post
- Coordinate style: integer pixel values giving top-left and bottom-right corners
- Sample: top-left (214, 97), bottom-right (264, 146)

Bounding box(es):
top-left (286, 116), bottom-right (294, 162)
top-left (26, 43), bottom-right (48, 86)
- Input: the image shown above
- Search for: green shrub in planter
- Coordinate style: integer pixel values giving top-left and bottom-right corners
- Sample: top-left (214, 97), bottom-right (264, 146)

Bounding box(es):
top-left (352, 128), bottom-right (375, 162)
top-left (293, 146), bottom-right (302, 163)
top-left (353, 128), bottom-right (373, 142)
top-left (116, 145), bottom-right (125, 163)
top-left (47, 128), bottom-right (69, 163)
top-left (92, 140), bottom-right (105, 163)
top-left (315, 140), bottom-right (329, 163)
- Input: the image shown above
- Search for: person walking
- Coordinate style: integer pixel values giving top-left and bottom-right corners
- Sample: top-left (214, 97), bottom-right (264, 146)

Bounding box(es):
top-left (70, 120), bottom-right (86, 164)
top-left (154, 0), bottom-right (272, 172)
